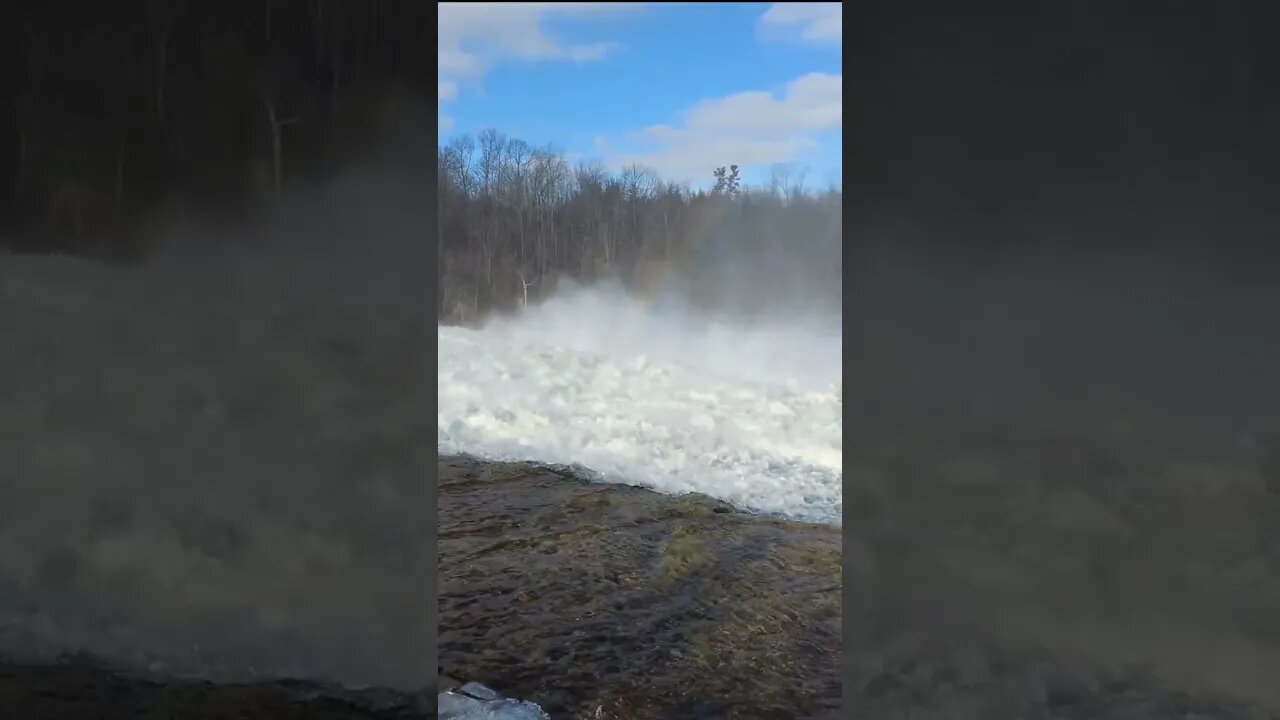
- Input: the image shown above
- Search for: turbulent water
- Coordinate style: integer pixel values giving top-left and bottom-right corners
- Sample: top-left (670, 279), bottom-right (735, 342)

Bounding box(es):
top-left (0, 251), bottom-right (430, 691)
top-left (437, 284), bottom-right (843, 526)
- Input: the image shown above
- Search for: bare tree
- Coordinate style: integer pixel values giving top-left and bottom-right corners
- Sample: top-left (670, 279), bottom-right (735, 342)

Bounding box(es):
top-left (251, 54), bottom-right (304, 199)
top-left (147, 0), bottom-right (183, 122)
top-left (11, 90), bottom-right (38, 207)
top-left (436, 129), bottom-right (840, 323)
top-left (0, 1), bottom-right (434, 256)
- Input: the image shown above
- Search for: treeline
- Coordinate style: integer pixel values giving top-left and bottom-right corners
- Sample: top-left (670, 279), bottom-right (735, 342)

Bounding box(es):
top-left (437, 129), bottom-right (842, 324)
top-left (0, 0), bottom-right (430, 258)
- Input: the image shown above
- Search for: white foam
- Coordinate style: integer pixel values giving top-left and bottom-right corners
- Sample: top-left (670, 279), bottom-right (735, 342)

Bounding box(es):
top-left (437, 285), bottom-right (842, 526)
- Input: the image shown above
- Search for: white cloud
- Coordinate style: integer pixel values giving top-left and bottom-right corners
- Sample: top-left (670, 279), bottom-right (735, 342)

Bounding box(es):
top-left (438, 2), bottom-right (639, 134)
top-left (759, 3), bottom-right (842, 45)
top-left (604, 73), bottom-right (842, 184)
top-left (438, 81), bottom-right (458, 134)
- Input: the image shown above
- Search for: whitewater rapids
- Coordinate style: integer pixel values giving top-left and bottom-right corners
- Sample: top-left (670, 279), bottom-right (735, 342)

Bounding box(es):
top-left (437, 287), bottom-right (842, 526)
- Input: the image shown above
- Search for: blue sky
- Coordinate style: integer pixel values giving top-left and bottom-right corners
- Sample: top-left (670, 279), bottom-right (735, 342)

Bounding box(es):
top-left (438, 3), bottom-right (842, 189)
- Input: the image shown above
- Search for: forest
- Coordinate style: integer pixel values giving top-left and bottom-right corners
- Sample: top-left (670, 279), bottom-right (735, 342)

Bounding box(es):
top-left (0, 0), bottom-right (431, 258)
top-left (0, 0), bottom-right (844, 324)
top-left (437, 130), bottom-right (843, 324)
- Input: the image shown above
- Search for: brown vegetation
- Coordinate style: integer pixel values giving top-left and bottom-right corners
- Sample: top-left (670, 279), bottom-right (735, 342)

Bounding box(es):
top-left (437, 131), bottom-right (842, 323)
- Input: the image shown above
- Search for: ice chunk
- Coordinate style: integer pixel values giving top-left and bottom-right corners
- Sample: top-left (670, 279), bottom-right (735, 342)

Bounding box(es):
top-left (438, 303), bottom-right (844, 526)
top-left (438, 682), bottom-right (550, 720)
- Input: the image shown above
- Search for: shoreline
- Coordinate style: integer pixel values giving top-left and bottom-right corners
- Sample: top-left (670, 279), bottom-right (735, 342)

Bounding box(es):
top-left (437, 454), bottom-right (843, 719)
top-left (0, 653), bottom-right (432, 719)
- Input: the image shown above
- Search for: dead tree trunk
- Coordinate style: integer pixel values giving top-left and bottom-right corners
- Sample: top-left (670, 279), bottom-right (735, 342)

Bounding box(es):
top-left (148, 1), bottom-right (178, 122)
top-left (13, 134), bottom-right (26, 206)
top-left (115, 51), bottom-right (132, 213)
top-left (263, 99), bottom-right (301, 199)
top-left (517, 269), bottom-right (535, 310)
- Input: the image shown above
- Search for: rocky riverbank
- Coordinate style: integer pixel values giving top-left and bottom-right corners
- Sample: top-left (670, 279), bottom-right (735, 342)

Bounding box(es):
top-left (438, 455), bottom-right (843, 719)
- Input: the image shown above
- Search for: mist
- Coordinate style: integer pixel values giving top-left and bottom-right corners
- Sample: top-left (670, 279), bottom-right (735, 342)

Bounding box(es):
top-left (846, 3), bottom-right (1280, 712)
top-left (439, 191), bottom-right (844, 524)
top-left (847, 215), bottom-right (1280, 713)
top-left (484, 279), bottom-right (840, 392)
top-left (0, 115), bottom-right (431, 691)
top-left (483, 189), bottom-right (843, 390)
top-left (851, 213), bottom-right (1280, 460)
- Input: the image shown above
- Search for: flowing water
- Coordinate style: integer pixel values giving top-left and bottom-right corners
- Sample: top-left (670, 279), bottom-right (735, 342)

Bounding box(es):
top-left (436, 284), bottom-right (844, 717)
